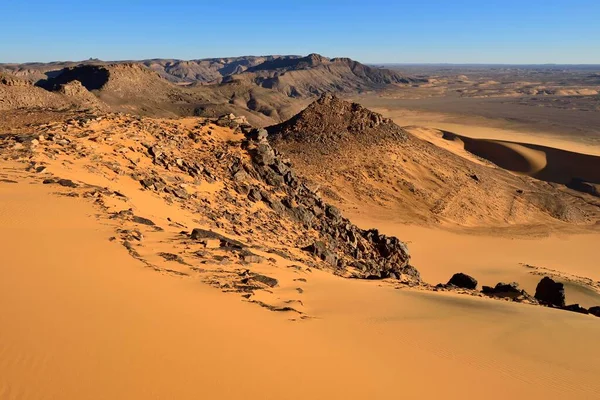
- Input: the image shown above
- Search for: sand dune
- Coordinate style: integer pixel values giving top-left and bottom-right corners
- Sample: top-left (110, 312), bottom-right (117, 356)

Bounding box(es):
top-left (440, 129), bottom-right (600, 189)
top-left (2, 174), bottom-right (600, 399)
top-left (2, 102), bottom-right (600, 400)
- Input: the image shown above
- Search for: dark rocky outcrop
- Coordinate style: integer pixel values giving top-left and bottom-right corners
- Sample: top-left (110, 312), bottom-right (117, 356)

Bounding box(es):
top-left (535, 277), bottom-right (566, 307)
top-left (589, 306), bottom-right (600, 317)
top-left (243, 127), bottom-right (417, 283)
top-left (481, 282), bottom-right (534, 301)
top-left (447, 273), bottom-right (478, 289)
top-left (562, 304), bottom-right (589, 315)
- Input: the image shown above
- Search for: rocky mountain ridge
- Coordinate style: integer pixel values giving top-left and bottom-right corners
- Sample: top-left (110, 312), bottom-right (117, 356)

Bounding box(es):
top-left (268, 95), bottom-right (600, 226)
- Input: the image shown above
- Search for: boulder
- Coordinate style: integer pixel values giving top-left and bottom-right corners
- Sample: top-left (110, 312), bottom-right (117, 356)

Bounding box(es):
top-left (256, 128), bottom-right (268, 142)
top-left (562, 304), bottom-right (589, 314)
top-left (447, 273), bottom-right (478, 289)
top-left (588, 306), bottom-right (600, 318)
top-left (534, 277), bottom-right (565, 307)
top-left (254, 143), bottom-right (275, 166)
top-left (481, 282), bottom-right (531, 300)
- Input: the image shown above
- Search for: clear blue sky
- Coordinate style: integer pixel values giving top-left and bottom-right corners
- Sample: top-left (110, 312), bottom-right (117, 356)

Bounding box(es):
top-left (1, 0), bottom-right (599, 64)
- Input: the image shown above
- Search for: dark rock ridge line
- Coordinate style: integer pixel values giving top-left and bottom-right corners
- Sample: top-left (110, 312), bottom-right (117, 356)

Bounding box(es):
top-left (242, 127), bottom-right (418, 282)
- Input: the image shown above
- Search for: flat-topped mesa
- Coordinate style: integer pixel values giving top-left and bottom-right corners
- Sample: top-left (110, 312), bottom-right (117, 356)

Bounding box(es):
top-left (266, 93), bottom-right (407, 150)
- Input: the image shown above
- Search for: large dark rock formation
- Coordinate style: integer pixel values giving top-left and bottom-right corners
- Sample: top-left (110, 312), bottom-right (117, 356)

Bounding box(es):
top-left (535, 277), bottom-right (566, 307)
top-left (447, 273), bottom-right (478, 289)
top-left (243, 127), bottom-right (417, 282)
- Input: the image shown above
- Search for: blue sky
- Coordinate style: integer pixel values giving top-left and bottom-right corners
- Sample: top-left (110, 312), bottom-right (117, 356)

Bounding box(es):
top-left (1, 0), bottom-right (599, 64)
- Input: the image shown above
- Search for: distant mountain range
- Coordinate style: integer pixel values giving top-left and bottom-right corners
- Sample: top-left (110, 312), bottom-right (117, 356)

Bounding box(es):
top-left (0, 54), bottom-right (423, 87)
top-left (0, 54), bottom-right (427, 125)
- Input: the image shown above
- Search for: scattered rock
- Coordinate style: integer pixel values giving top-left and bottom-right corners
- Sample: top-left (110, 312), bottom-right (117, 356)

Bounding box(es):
top-left (42, 178), bottom-right (79, 188)
top-left (302, 241), bottom-right (337, 266)
top-left (132, 215), bottom-right (156, 226)
top-left (190, 228), bottom-right (245, 249)
top-left (447, 273), bottom-right (478, 289)
top-left (158, 252), bottom-right (187, 264)
top-left (248, 188), bottom-right (262, 202)
top-left (249, 273), bottom-right (278, 288)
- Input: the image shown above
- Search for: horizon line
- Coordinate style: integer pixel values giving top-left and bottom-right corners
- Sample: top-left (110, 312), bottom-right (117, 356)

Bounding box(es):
top-left (1, 56), bottom-right (600, 67)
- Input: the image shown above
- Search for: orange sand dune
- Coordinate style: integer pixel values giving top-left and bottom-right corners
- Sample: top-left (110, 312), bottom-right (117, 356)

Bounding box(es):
top-left (440, 130), bottom-right (600, 186)
top-left (2, 165), bottom-right (600, 399)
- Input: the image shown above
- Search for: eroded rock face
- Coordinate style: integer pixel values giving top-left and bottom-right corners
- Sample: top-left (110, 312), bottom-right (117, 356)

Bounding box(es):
top-left (535, 277), bottom-right (566, 307)
top-left (447, 273), bottom-right (478, 289)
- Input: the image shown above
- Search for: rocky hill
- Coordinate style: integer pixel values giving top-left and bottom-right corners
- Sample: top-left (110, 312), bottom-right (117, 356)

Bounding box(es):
top-left (0, 113), bottom-right (422, 316)
top-left (268, 93), bottom-right (407, 152)
top-left (0, 54), bottom-right (419, 90)
top-left (268, 95), bottom-right (600, 226)
top-left (16, 63), bottom-right (303, 124)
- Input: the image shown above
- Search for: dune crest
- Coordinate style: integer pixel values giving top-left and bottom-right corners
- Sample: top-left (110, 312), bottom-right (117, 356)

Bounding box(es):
top-left (439, 129), bottom-right (600, 196)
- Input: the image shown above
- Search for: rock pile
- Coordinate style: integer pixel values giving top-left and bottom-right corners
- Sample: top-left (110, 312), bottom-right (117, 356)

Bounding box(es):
top-left (243, 127), bottom-right (418, 282)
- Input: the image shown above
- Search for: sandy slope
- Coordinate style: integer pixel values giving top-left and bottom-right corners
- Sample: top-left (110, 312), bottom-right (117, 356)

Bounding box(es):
top-left (2, 174), bottom-right (600, 400)
top-left (370, 106), bottom-right (600, 156)
top-left (2, 110), bottom-right (600, 399)
top-left (348, 212), bottom-right (600, 307)
top-left (408, 127), bottom-right (600, 187)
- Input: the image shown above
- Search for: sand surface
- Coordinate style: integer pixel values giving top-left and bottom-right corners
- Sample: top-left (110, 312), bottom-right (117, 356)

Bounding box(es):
top-left (2, 164), bottom-right (600, 399)
top-left (370, 106), bottom-right (600, 156)
top-left (2, 107), bottom-right (600, 400)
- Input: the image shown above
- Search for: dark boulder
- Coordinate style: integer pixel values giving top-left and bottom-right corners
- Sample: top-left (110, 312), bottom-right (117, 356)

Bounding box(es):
top-left (534, 277), bottom-right (565, 307)
top-left (254, 143), bottom-right (276, 166)
top-left (481, 282), bottom-right (531, 300)
top-left (588, 306), bottom-right (600, 318)
top-left (42, 178), bottom-right (79, 188)
top-left (447, 273), bottom-right (478, 289)
top-left (562, 304), bottom-right (589, 315)
top-left (132, 215), bottom-right (156, 226)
